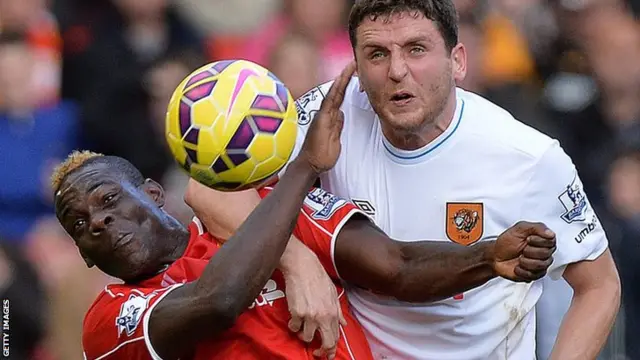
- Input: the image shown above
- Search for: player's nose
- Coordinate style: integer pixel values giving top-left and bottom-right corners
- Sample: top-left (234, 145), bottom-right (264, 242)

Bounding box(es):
top-left (388, 51), bottom-right (409, 83)
top-left (89, 211), bottom-right (114, 236)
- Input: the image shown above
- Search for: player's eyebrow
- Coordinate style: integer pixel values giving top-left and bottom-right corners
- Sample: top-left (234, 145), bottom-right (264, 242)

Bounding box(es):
top-left (87, 180), bottom-right (104, 194)
top-left (361, 34), bottom-right (432, 51)
top-left (401, 35), bottom-right (432, 47)
top-left (361, 42), bottom-right (386, 51)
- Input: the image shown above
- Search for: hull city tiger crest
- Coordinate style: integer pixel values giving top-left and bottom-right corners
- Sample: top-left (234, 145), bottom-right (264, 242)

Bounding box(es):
top-left (446, 202), bottom-right (484, 246)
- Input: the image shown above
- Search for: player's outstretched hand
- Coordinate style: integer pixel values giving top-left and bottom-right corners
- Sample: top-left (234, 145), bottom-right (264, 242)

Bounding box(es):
top-left (492, 221), bottom-right (557, 282)
top-left (297, 62), bottom-right (356, 174)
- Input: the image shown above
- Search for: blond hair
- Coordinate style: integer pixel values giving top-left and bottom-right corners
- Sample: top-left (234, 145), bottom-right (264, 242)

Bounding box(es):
top-left (50, 150), bottom-right (104, 192)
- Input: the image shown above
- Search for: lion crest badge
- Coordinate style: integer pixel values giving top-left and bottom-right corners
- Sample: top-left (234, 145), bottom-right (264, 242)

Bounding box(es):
top-left (446, 202), bottom-right (484, 246)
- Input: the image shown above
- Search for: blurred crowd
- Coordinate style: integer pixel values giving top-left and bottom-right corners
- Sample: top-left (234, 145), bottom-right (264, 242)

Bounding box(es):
top-left (1, 0), bottom-right (639, 359)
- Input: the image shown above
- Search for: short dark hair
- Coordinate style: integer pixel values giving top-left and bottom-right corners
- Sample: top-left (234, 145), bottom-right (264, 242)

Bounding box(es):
top-left (348, 0), bottom-right (459, 51)
top-left (84, 156), bottom-right (146, 187)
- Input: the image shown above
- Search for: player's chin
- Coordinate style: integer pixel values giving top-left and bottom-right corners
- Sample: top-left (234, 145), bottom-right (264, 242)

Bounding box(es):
top-left (387, 113), bottom-right (428, 133)
top-left (95, 257), bottom-right (137, 280)
top-left (112, 259), bottom-right (153, 282)
top-left (111, 247), bottom-right (155, 279)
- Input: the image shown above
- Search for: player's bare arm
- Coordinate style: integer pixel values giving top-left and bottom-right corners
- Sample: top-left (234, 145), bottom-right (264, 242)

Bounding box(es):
top-left (148, 62), bottom-right (356, 360)
top-left (334, 219), bottom-right (556, 302)
top-left (184, 178), bottom-right (346, 357)
top-left (548, 250), bottom-right (620, 360)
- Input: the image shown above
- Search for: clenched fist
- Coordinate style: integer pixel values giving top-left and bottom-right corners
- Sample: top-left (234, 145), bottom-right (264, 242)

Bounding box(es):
top-left (492, 221), bottom-right (557, 282)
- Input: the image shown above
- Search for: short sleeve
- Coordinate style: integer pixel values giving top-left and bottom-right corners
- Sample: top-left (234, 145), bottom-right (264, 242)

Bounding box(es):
top-left (521, 141), bottom-right (609, 280)
top-left (82, 284), bottom-right (183, 360)
top-left (278, 83), bottom-right (334, 178)
top-left (258, 187), bottom-right (368, 279)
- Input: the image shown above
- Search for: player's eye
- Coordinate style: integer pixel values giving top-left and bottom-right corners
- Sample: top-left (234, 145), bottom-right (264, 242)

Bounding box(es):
top-left (73, 219), bottom-right (86, 232)
top-left (409, 46), bottom-right (425, 55)
top-left (103, 193), bottom-right (116, 205)
top-left (369, 51), bottom-right (385, 60)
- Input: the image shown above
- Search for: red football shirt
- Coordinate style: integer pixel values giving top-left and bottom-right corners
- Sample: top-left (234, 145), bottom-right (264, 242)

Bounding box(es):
top-left (82, 187), bottom-right (373, 360)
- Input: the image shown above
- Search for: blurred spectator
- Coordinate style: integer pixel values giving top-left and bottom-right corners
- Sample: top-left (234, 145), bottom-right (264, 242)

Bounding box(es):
top-left (540, 2), bottom-right (640, 208)
top-left (0, 0), bottom-right (62, 107)
top-left (456, 17), bottom-right (485, 94)
top-left (607, 149), bottom-right (640, 357)
top-left (146, 51), bottom-right (204, 132)
top-left (609, 151), bottom-right (640, 219)
top-left (175, 0), bottom-right (280, 35)
top-left (268, 33), bottom-right (321, 99)
top-left (0, 242), bottom-right (46, 359)
top-left (455, 4), bottom-right (559, 139)
top-left (54, 0), bottom-right (114, 100)
top-left (479, 2), bottom-right (537, 87)
top-left (65, 0), bottom-right (204, 181)
top-left (242, 0), bottom-right (352, 80)
top-left (0, 32), bottom-right (77, 244)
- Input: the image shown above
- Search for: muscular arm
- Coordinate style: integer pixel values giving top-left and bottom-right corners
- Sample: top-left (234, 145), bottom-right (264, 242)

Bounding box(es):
top-left (549, 250), bottom-right (621, 360)
top-left (335, 218), bottom-right (554, 302)
top-left (148, 160), bottom-right (318, 359)
top-left (334, 218), bottom-right (497, 302)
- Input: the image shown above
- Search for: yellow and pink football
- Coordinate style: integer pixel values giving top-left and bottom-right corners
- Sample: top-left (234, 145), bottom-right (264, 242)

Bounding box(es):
top-left (165, 60), bottom-right (298, 191)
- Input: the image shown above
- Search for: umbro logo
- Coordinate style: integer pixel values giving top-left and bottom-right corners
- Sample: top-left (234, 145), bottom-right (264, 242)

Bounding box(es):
top-left (352, 199), bottom-right (375, 217)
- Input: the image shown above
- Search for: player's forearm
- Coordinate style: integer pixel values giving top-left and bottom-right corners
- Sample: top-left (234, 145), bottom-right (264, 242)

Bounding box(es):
top-left (279, 236), bottom-right (321, 274)
top-left (393, 241), bottom-right (497, 302)
top-left (549, 283), bottom-right (620, 360)
top-left (190, 159), bottom-right (318, 320)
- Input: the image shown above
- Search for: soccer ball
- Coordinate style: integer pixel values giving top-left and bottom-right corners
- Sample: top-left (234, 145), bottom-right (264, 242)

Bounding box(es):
top-left (165, 60), bottom-right (298, 191)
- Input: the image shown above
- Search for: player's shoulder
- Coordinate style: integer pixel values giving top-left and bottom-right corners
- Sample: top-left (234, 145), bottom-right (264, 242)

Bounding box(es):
top-left (82, 283), bottom-right (136, 346)
top-left (295, 81), bottom-right (331, 125)
top-left (84, 283), bottom-right (143, 327)
top-left (262, 185), bottom-right (353, 217)
top-left (262, 185), bottom-right (363, 229)
top-left (83, 283), bottom-right (162, 359)
top-left (457, 88), bottom-right (556, 160)
top-left (302, 187), bottom-right (352, 219)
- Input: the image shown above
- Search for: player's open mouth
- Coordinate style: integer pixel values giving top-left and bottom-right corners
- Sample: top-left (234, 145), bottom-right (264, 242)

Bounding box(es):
top-left (390, 92), bottom-right (414, 105)
top-left (114, 233), bottom-right (134, 249)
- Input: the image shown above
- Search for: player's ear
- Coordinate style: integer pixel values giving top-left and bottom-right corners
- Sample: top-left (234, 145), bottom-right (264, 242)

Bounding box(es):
top-left (451, 43), bottom-right (467, 83)
top-left (142, 179), bottom-right (165, 208)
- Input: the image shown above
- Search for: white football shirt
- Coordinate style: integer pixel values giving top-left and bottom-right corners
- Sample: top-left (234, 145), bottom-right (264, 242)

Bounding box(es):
top-left (286, 79), bottom-right (609, 360)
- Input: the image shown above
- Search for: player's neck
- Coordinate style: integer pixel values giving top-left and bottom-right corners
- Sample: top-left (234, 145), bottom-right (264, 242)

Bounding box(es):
top-left (156, 222), bottom-right (191, 267)
top-left (166, 228), bottom-right (190, 262)
top-left (382, 94), bottom-right (457, 151)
